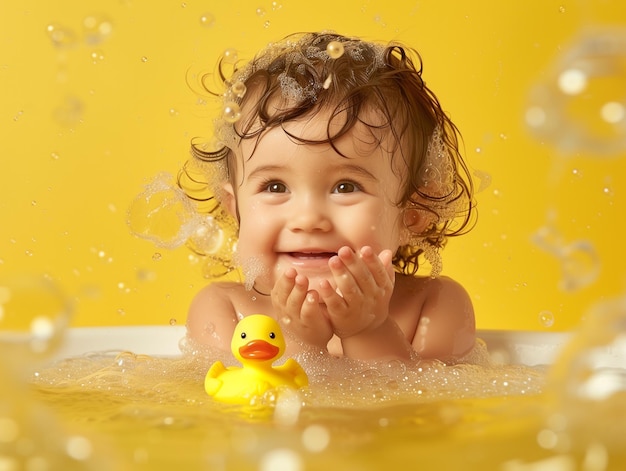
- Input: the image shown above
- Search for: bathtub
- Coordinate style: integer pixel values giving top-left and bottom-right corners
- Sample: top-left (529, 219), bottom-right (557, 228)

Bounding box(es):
top-left (51, 326), bottom-right (571, 366)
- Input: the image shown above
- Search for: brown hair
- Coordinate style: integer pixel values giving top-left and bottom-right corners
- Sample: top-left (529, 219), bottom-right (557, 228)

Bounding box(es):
top-left (181, 32), bottom-right (475, 276)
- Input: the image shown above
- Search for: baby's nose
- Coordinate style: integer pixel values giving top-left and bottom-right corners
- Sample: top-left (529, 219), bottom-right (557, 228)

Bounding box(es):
top-left (287, 197), bottom-right (332, 232)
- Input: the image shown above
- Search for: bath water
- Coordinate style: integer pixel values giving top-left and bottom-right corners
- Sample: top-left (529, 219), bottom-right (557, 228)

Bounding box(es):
top-left (22, 338), bottom-right (622, 471)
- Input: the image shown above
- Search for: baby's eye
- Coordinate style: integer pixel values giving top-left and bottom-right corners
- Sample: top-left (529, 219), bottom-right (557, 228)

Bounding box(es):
top-left (333, 181), bottom-right (360, 193)
top-left (265, 182), bottom-right (287, 193)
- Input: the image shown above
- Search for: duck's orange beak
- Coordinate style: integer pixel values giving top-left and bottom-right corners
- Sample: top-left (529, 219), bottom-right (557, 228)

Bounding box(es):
top-left (239, 340), bottom-right (280, 360)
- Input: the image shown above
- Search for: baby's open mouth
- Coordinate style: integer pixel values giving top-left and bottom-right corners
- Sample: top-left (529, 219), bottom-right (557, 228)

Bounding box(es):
top-left (288, 252), bottom-right (336, 259)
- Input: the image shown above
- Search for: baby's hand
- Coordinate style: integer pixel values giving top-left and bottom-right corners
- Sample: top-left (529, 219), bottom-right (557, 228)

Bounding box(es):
top-left (271, 268), bottom-right (334, 349)
top-left (319, 246), bottom-right (395, 339)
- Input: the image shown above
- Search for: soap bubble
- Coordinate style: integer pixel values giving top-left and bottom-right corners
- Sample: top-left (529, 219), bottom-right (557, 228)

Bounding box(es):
top-left (0, 275), bottom-right (72, 363)
top-left (82, 15), bottom-right (113, 45)
top-left (326, 41), bottom-right (345, 59)
top-left (547, 295), bottom-right (626, 452)
top-left (538, 310), bottom-right (555, 328)
top-left (231, 81), bottom-right (247, 99)
top-left (222, 48), bottom-right (238, 64)
top-left (223, 101), bottom-right (241, 123)
top-left (46, 23), bottom-right (77, 48)
top-left (526, 28), bottom-right (626, 156)
top-left (199, 13), bottom-right (215, 28)
top-left (186, 215), bottom-right (224, 255)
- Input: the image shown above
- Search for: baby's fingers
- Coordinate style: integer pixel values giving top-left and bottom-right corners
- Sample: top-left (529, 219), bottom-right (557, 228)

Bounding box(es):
top-left (360, 246), bottom-right (395, 289)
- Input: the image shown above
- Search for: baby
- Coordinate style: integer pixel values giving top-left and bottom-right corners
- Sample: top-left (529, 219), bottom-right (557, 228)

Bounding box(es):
top-left (182, 32), bottom-right (476, 361)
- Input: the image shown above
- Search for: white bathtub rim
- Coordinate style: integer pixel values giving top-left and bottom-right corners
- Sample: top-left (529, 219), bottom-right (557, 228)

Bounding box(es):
top-left (44, 326), bottom-right (571, 366)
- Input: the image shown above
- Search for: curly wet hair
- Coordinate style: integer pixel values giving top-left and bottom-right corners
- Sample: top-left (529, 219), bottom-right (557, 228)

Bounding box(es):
top-left (181, 31), bottom-right (475, 276)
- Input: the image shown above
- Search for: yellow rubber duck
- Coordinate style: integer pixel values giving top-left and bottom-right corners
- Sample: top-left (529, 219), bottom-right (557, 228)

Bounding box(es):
top-left (204, 314), bottom-right (308, 404)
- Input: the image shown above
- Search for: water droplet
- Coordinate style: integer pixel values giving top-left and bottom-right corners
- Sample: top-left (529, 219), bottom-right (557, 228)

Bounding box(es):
top-left (559, 5), bottom-right (566, 13)
top-left (66, 435), bottom-right (93, 461)
top-left (152, 252), bottom-right (162, 261)
top-left (301, 425), bottom-right (330, 453)
top-left (271, 1), bottom-right (283, 10)
top-left (559, 68), bottom-right (587, 95)
top-left (83, 15), bottom-right (113, 45)
top-left (326, 41), bottom-right (345, 59)
top-left (31, 200), bottom-right (37, 206)
top-left (169, 318), bottom-right (177, 326)
top-left (223, 101), bottom-right (241, 123)
top-left (231, 81), bottom-right (247, 98)
top-left (141, 56), bottom-right (148, 63)
top-left (525, 106), bottom-right (547, 128)
top-left (51, 152), bottom-right (60, 160)
top-left (263, 20), bottom-right (271, 29)
top-left (526, 30), bottom-right (626, 156)
top-left (222, 48), bottom-right (238, 64)
top-left (46, 23), bottom-right (77, 48)
top-left (475, 147), bottom-right (482, 153)
top-left (539, 310), bottom-right (555, 327)
top-left (256, 7), bottom-right (266, 17)
top-left (13, 110), bottom-right (24, 122)
top-left (169, 108), bottom-right (179, 117)
top-left (199, 13), bottom-right (215, 27)
top-left (90, 50), bottom-right (105, 64)
top-left (472, 169), bottom-right (492, 193)
top-left (600, 101), bottom-right (625, 124)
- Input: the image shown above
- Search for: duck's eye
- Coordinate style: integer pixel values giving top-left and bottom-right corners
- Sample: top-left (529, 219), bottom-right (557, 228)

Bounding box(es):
top-left (241, 332), bottom-right (247, 339)
top-left (269, 332), bottom-right (276, 339)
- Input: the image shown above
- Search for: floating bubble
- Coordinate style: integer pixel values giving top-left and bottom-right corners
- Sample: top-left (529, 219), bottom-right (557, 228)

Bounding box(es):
top-left (46, 23), bottom-right (77, 48)
top-left (199, 13), bottom-right (215, 28)
top-left (222, 48), bottom-right (238, 64)
top-left (231, 81), bottom-right (247, 99)
top-left (53, 96), bottom-right (84, 126)
top-left (539, 310), bottom-right (555, 328)
top-left (301, 425), bottom-right (330, 453)
top-left (223, 101), bottom-right (241, 123)
top-left (260, 448), bottom-right (303, 471)
top-left (600, 101), bottom-right (625, 124)
top-left (326, 41), bottom-right (345, 59)
top-left (90, 50), bottom-right (105, 64)
top-left (558, 68), bottom-right (587, 95)
top-left (82, 15), bottom-right (113, 45)
top-left (526, 28), bottom-right (626, 156)
top-left (0, 275), bottom-right (71, 360)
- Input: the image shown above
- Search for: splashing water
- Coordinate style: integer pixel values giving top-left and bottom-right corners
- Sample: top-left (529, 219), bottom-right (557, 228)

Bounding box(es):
top-left (543, 295), bottom-right (626, 457)
top-left (127, 173), bottom-right (197, 249)
top-left (526, 28), bottom-right (626, 156)
top-left (531, 224), bottom-right (600, 292)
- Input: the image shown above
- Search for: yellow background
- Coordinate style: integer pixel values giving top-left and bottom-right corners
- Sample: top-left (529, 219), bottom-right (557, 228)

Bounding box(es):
top-left (1, 0), bottom-right (625, 331)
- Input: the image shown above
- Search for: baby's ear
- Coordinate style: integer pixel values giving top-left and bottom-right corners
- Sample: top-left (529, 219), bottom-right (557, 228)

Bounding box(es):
top-left (221, 182), bottom-right (237, 217)
top-left (402, 208), bottom-right (430, 235)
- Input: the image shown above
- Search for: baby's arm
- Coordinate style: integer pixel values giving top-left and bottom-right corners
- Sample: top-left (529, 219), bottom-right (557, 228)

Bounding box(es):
top-left (412, 277), bottom-right (476, 360)
top-left (186, 283), bottom-right (239, 351)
